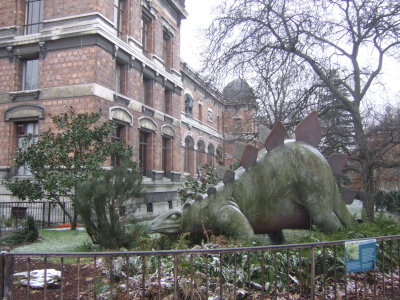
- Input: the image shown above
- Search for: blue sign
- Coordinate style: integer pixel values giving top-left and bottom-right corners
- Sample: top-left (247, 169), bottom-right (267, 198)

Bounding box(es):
top-left (345, 239), bottom-right (376, 273)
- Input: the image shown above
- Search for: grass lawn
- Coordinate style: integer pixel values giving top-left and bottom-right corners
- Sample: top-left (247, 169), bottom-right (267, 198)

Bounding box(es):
top-left (13, 229), bottom-right (93, 253)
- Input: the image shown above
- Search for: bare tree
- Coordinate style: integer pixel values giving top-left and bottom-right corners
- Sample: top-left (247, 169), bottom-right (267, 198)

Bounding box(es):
top-left (203, 0), bottom-right (400, 221)
top-left (253, 54), bottom-right (318, 132)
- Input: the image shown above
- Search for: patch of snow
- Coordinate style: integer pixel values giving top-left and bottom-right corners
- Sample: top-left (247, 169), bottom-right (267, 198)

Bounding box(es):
top-left (14, 269), bottom-right (61, 289)
top-left (45, 227), bottom-right (86, 231)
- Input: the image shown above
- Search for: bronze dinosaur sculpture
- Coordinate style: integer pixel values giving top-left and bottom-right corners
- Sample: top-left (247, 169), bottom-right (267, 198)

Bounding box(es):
top-left (149, 112), bottom-right (353, 242)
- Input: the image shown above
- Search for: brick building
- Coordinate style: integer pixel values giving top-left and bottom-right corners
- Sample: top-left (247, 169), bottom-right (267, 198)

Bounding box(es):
top-left (0, 0), bottom-right (257, 219)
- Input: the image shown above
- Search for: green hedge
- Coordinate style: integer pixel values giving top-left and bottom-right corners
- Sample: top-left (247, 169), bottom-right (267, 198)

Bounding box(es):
top-left (375, 190), bottom-right (400, 214)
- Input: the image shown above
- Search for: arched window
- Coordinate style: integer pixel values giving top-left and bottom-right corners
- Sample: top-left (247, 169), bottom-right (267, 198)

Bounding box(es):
top-left (216, 146), bottom-right (223, 164)
top-left (207, 143), bottom-right (215, 167)
top-left (197, 140), bottom-right (206, 172)
top-left (184, 136), bottom-right (194, 174)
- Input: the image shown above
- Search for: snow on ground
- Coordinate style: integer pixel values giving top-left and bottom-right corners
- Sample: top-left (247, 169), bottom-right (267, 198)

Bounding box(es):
top-left (347, 199), bottom-right (363, 219)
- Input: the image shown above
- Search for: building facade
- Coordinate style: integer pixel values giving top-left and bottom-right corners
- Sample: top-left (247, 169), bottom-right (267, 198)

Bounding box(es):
top-left (0, 0), bottom-right (257, 219)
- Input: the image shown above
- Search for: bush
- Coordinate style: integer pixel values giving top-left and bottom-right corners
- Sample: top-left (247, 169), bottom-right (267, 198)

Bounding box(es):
top-left (75, 161), bottom-right (143, 249)
top-left (375, 190), bottom-right (400, 214)
top-left (0, 216), bottom-right (38, 245)
top-left (178, 164), bottom-right (218, 203)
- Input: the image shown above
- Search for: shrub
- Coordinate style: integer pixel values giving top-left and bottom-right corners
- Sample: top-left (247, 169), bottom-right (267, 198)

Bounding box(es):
top-left (178, 164), bottom-right (218, 203)
top-left (375, 189), bottom-right (400, 214)
top-left (75, 160), bottom-right (143, 249)
top-left (0, 216), bottom-right (38, 245)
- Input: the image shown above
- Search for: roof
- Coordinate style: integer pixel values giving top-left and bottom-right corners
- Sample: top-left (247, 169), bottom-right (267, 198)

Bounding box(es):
top-left (222, 79), bottom-right (256, 104)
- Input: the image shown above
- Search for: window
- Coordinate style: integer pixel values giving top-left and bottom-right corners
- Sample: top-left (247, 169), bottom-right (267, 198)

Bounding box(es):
top-left (184, 136), bottom-right (194, 174)
top-left (25, 0), bottom-right (43, 34)
top-left (143, 77), bottom-right (153, 106)
top-left (111, 123), bottom-right (126, 166)
top-left (139, 131), bottom-right (149, 175)
top-left (162, 136), bottom-right (172, 176)
top-left (197, 140), bottom-right (206, 172)
top-left (162, 31), bottom-right (173, 69)
top-left (168, 200), bottom-right (173, 210)
top-left (115, 62), bottom-right (127, 95)
top-left (198, 104), bottom-right (203, 122)
top-left (22, 59), bottom-right (39, 90)
top-left (207, 144), bottom-right (215, 167)
top-left (114, 0), bottom-right (124, 37)
top-left (141, 15), bottom-right (152, 54)
top-left (16, 122), bottom-right (38, 176)
top-left (164, 89), bottom-right (172, 115)
top-left (217, 115), bottom-right (221, 131)
top-left (115, 63), bottom-right (121, 94)
top-left (208, 109), bottom-right (213, 122)
top-left (146, 203), bottom-right (153, 213)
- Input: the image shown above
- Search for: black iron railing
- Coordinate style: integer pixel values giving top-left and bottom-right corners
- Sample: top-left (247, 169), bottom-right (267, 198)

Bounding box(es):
top-left (1, 235), bottom-right (400, 299)
top-left (0, 202), bottom-right (73, 233)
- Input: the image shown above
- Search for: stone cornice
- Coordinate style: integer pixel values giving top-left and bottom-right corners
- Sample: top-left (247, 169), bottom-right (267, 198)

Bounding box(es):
top-left (0, 13), bottom-right (183, 90)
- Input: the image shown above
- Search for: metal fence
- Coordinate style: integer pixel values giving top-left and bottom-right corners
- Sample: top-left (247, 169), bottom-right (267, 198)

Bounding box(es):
top-left (0, 202), bottom-right (73, 233)
top-left (1, 235), bottom-right (400, 299)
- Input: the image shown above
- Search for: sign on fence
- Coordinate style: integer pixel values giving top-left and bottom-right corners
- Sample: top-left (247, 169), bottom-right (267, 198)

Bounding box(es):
top-left (345, 239), bottom-right (376, 273)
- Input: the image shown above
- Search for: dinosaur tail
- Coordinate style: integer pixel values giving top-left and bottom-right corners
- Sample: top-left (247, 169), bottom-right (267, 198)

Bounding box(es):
top-left (333, 186), bottom-right (353, 226)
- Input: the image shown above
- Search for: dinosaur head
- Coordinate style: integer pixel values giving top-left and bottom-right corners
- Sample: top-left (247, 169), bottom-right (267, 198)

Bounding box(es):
top-left (148, 201), bottom-right (193, 234)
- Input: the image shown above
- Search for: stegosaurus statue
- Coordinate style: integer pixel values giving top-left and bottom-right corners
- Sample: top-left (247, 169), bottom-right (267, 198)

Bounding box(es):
top-left (149, 112), bottom-right (354, 242)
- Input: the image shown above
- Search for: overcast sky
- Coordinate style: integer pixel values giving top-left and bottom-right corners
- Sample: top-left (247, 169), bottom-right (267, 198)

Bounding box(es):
top-left (179, 1), bottom-right (399, 104)
top-left (180, 0), bottom-right (220, 70)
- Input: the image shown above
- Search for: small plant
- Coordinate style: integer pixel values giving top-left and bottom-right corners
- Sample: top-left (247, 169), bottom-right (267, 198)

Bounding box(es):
top-left (178, 164), bottom-right (219, 203)
top-left (0, 216), bottom-right (38, 245)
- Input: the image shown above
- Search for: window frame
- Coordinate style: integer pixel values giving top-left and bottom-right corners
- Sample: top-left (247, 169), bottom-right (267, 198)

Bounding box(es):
top-left (162, 30), bottom-right (173, 69)
top-left (25, 0), bottom-right (44, 35)
top-left (111, 122), bottom-right (127, 167)
top-left (22, 59), bottom-right (39, 91)
top-left (141, 14), bottom-right (152, 54)
top-left (143, 76), bottom-right (153, 106)
top-left (164, 88), bottom-right (172, 115)
top-left (16, 121), bottom-right (39, 176)
top-left (113, 0), bottom-right (124, 38)
top-left (139, 130), bottom-right (149, 175)
top-left (162, 136), bottom-right (172, 176)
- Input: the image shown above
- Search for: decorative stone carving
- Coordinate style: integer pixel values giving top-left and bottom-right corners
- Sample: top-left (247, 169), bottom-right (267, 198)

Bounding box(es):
top-left (139, 117), bottom-right (157, 132)
top-left (109, 107), bottom-right (133, 126)
top-left (184, 94), bottom-right (193, 115)
top-left (39, 42), bottom-right (46, 59)
top-left (6, 46), bottom-right (14, 63)
top-left (161, 125), bottom-right (175, 138)
top-left (5, 104), bottom-right (45, 121)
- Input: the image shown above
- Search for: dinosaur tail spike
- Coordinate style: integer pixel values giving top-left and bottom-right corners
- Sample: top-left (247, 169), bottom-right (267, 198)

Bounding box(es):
top-left (223, 169), bottom-right (236, 184)
top-left (295, 111), bottom-right (322, 147)
top-left (341, 189), bottom-right (357, 204)
top-left (265, 120), bottom-right (286, 151)
top-left (233, 141), bottom-right (247, 161)
top-left (328, 153), bottom-right (348, 175)
top-left (240, 145), bottom-right (259, 170)
top-left (258, 124), bottom-right (272, 145)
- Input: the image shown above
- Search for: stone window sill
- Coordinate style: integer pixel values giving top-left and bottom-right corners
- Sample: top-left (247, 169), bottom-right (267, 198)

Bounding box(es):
top-left (9, 89), bottom-right (41, 102)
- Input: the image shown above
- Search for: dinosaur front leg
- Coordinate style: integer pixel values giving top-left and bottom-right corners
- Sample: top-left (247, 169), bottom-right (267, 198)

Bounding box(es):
top-left (214, 204), bottom-right (255, 240)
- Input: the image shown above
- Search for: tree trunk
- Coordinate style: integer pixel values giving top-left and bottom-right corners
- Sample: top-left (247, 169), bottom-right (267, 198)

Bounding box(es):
top-left (71, 209), bottom-right (78, 230)
top-left (362, 166), bottom-right (375, 222)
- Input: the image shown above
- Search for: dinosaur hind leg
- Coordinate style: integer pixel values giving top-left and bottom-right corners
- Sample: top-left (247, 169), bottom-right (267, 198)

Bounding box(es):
top-left (311, 211), bottom-right (342, 233)
top-left (333, 188), bottom-right (353, 226)
top-left (268, 230), bottom-right (285, 244)
top-left (302, 192), bottom-right (342, 233)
